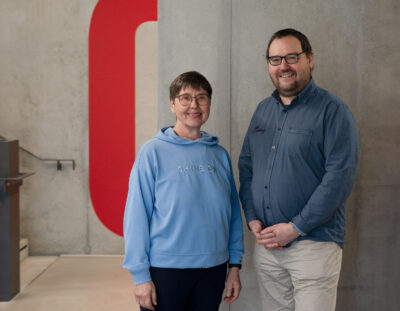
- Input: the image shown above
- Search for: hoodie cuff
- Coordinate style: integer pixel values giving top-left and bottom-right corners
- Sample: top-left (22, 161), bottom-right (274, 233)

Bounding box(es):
top-left (229, 250), bottom-right (243, 265)
top-left (131, 268), bottom-right (151, 285)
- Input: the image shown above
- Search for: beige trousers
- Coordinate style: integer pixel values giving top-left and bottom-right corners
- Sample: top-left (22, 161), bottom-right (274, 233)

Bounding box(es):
top-left (254, 240), bottom-right (342, 311)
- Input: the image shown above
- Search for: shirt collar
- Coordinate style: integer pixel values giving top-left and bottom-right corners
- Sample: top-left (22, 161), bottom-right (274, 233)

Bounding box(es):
top-left (272, 78), bottom-right (316, 107)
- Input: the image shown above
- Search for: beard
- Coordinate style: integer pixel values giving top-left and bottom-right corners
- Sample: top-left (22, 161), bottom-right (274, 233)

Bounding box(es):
top-left (270, 69), bottom-right (311, 98)
top-left (276, 80), bottom-right (300, 97)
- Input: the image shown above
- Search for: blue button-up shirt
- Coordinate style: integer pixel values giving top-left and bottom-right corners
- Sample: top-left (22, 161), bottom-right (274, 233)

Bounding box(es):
top-left (239, 79), bottom-right (358, 246)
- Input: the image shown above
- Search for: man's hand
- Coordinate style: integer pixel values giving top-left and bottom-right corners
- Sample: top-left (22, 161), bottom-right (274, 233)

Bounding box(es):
top-left (249, 220), bottom-right (264, 239)
top-left (259, 223), bottom-right (299, 250)
top-left (224, 267), bottom-right (241, 304)
top-left (134, 280), bottom-right (157, 310)
top-left (249, 220), bottom-right (279, 248)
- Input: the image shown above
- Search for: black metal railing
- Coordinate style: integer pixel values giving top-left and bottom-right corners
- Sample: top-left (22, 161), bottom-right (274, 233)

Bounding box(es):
top-left (0, 136), bottom-right (76, 171)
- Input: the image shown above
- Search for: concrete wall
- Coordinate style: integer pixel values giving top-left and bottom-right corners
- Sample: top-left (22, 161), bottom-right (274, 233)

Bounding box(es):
top-left (159, 0), bottom-right (400, 310)
top-left (158, 0), bottom-right (232, 149)
top-left (0, 0), bottom-right (398, 310)
top-left (0, 0), bottom-right (125, 255)
top-left (0, 0), bottom-right (160, 256)
top-left (0, 0), bottom-right (159, 256)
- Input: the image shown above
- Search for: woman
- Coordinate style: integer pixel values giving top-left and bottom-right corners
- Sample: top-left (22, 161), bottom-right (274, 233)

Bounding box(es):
top-left (123, 71), bottom-right (244, 311)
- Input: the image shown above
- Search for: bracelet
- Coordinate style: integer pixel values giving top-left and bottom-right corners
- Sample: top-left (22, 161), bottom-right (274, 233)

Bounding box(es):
top-left (228, 263), bottom-right (242, 270)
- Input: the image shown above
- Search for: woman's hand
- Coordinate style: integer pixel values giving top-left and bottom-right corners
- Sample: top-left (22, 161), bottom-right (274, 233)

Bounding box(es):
top-left (134, 280), bottom-right (157, 310)
top-left (224, 267), bottom-right (242, 304)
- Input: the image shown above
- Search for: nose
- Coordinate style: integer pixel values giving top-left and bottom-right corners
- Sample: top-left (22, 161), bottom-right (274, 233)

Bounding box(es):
top-left (189, 97), bottom-right (200, 107)
top-left (280, 58), bottom-right (290, 69)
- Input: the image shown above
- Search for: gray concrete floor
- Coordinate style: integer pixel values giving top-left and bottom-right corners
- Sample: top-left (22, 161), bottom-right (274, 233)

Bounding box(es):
top-left (0, 256), bottom-right (139, 311)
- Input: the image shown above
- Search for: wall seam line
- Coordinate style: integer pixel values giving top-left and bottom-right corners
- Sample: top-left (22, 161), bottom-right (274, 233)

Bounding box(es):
top-left (229, 0), bottom-right (233, 156)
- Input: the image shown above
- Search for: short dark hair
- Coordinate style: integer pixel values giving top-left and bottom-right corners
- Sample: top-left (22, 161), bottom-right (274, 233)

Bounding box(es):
top-left (169, 71), bottom-right (212, 100)
top-left (266, 28), bottom-right (313, 58)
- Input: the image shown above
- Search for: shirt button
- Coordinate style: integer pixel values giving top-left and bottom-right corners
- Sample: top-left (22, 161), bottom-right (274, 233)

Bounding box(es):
top-left (266, 206), bottom-right (270, 209)
top-left (278, 128), bottom-right (281, 131)
top-left (264, 185), bottom-right (268, 189)
top-left (272, 145), bottom-right (276, 150)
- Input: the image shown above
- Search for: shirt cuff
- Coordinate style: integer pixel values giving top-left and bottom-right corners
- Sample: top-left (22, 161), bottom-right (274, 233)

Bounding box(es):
top-left (289, 222), bottom-right (307, 236)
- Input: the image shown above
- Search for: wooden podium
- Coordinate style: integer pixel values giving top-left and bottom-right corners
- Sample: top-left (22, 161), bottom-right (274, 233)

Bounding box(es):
top-left (0, 140), bottom-right (29, 301)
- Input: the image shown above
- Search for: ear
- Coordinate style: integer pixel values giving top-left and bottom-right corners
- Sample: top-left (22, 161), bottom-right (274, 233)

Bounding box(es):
top-left (308, 52), bottom-right (314, 70)
top-left (170, 99), bottom-right (175, 113)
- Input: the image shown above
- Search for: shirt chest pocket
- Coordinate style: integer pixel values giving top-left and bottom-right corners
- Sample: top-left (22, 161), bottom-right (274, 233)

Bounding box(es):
top-left (285, 128), bottom-right (313, 157)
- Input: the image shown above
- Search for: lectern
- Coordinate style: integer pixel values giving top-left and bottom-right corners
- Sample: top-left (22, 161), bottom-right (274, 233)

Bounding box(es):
top-left (0, 140), bottom-right (32, 301)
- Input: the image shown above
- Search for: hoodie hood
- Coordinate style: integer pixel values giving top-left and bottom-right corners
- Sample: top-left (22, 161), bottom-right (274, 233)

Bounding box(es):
top-left (154, 126), bottom-right (219, 146)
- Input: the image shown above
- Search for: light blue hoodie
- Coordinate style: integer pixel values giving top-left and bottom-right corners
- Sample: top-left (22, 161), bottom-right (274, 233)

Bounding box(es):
top-left (123, 126), bottom-right (244, 285)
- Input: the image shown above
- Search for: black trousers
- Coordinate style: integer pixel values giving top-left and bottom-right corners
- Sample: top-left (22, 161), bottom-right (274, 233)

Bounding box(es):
top-left (140, 262), bottom-right (227, 311)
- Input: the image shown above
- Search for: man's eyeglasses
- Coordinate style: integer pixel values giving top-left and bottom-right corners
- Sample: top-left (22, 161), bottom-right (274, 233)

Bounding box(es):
top-left (175, 94), bottom-right (210, 107)
top-left (267, 52), bottom-right (305, 66)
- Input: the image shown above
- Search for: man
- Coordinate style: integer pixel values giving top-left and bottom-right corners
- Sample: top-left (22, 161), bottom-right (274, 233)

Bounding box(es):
top-left (239, 28), bottom-right (358, 311)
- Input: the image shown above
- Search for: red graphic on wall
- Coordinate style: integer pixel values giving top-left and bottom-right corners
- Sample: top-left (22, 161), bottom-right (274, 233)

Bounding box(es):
top-left (89, 0), bottom-right (157, 236)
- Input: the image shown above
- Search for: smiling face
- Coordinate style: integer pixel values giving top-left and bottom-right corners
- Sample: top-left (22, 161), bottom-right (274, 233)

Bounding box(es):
top-left (170, 86), bottom-right (210, 139)
top-left (268, 35), bottom-right (314, 103)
